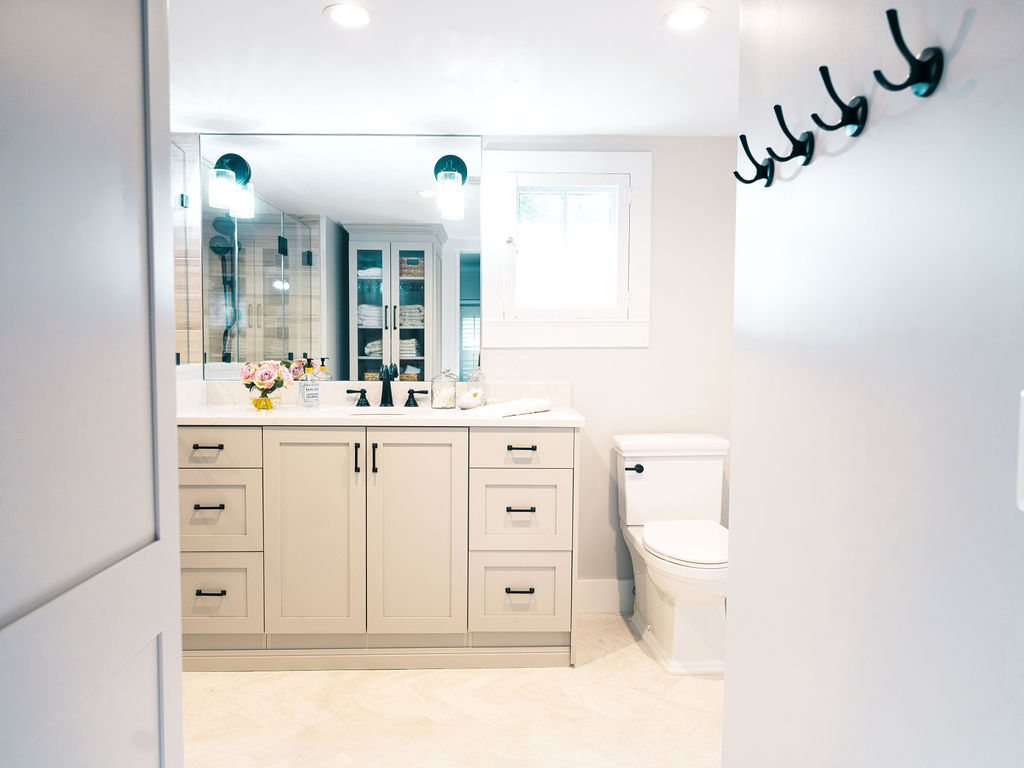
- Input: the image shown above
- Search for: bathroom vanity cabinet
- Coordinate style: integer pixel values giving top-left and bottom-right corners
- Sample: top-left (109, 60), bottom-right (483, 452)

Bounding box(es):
top-left (176, 408), bottom-right (582, 670)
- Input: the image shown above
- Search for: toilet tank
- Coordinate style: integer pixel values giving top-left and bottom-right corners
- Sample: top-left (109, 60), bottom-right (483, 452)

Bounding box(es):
top-left (613, 434), bottom-right (729, 526)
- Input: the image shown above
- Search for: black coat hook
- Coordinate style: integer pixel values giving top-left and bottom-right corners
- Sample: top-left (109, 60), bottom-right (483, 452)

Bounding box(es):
top-left (811, 66), bottom-right (869, 137)
top-left (873, 8), bottom-right (943, 97)
top-left (766, 105), bottom-right (814, 166)
top-left (733, 134), bottom-right (775, 188)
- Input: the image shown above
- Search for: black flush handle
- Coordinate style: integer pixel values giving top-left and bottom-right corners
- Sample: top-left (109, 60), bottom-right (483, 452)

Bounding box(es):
top-left (195, 589), bottom-right (226, 597)
top-left (507, 445), bottom-right (537, 452)
top-left (192, 443), bottom-right (224, 450)
top-left (506, 506), bottom-right (537, 514)
top-left (624, 464), bottom-right (645, 473)
top-left (505, 587), bottom-right (536, 595)
top-left (193, 503), bottom-right (225, 511)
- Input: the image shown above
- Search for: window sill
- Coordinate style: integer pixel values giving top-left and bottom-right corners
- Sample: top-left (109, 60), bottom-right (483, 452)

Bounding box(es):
top-left (484, 319), bottom-right (649, 349)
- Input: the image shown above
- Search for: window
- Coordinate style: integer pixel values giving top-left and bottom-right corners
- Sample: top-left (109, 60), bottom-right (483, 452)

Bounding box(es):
top-left (482, 150), bottom-right (651, 348)
top-left (512, 174), bottom-right (629, 319)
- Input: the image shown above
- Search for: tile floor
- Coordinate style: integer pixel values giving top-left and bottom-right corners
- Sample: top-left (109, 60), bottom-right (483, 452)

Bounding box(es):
top-left (183, 613), bottom-right (723, 767)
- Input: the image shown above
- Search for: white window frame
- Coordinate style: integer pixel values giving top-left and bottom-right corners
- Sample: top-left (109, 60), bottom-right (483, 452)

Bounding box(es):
top-left (481, 150), bottom-right (652, 348)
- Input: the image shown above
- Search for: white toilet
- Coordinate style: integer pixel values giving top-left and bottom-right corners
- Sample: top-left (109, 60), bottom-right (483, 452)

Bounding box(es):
top-left (613, 433), bottom-right (729, 675)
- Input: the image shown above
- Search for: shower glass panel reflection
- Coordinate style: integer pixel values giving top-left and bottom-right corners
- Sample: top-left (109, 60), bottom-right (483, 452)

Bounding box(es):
top-left (201, 159), bottom-right (313, 370)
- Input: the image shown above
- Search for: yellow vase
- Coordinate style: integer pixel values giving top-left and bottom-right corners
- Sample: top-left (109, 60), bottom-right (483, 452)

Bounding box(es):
top-left (251, 395), bottom-right (277, 410)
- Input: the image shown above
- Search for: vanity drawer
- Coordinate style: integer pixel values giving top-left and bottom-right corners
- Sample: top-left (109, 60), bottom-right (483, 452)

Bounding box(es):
top-left (179, 469), bottom-right (263, 551)
top-left (178, 427), bottom-right (262, 469)
top-left (468, 551), bottom-right (572, 632)
top-left (181, 552), bottom-right (264, 634)
top-left (469, 428), bottom-right (573, 469)
top-left (469, 469), bottom-right (572, 551)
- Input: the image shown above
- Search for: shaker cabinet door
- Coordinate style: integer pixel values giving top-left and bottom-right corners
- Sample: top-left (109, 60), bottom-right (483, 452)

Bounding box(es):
top-left (366, 428), bottom-right (469, 634)
top-left (263, 427), bottom-right (366, 634)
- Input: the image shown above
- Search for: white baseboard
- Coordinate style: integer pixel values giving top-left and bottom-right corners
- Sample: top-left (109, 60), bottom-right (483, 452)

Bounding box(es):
top-left (574, 578), bottom-right (635, 614)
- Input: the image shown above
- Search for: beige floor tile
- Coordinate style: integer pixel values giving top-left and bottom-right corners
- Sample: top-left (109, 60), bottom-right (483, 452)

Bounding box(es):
top-left (184, 613), bottom-right (723, 767)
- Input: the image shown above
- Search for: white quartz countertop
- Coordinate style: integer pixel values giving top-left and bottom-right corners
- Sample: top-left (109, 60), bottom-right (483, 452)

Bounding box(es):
top-left (177, 403), bottom-right (585, 428)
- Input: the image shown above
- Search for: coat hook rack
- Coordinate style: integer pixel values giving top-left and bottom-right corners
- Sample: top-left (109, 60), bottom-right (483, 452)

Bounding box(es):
top-left (733, 134), bottom-right (775, 187)
top-left (810, 65), bottom-right (869, 137)
top-left (766, 104), bottom-right (814, 166)
top-left (873, 8), bottom-right (943, 97)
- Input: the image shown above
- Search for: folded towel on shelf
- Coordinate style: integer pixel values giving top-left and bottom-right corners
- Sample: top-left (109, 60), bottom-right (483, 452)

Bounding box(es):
top-left (363, 340), bottom-right (383, 356)
top-left (356, 267), bottom-right (383, 278)
top-left (356, 304), bottom-right (383, 326)
top-left (468, 398), bottom-right (553, 418)
top-left (398, 306), bottom-right (425, 327)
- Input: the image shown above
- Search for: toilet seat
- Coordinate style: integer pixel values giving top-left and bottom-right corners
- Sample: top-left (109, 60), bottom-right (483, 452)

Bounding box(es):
top-left (642, 520), bottom-right (728, 569)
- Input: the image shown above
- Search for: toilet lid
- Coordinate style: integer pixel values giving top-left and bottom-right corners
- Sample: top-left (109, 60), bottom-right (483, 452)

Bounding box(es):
top-left (643, 520), bottom-right (728, 566)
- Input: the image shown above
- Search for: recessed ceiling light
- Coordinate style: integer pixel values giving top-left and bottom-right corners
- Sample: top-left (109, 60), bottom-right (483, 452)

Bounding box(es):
top-left (418, 189), bottom-right (436, 198)
top-left (664, 6), bottom-right (712, 31)
top-left (324, 3), bottom-right (373, 28)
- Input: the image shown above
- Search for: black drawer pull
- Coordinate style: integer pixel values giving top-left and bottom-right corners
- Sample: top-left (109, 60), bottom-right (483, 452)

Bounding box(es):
top-left (192, 443), bottom-right (225, 451)
top-left (372, 442), bottom-right (378, 473)
top-left (506, 445), bottom-right (537, 452)
top-left (505, 587), bottom-right (535, 595)
top-left (193, 504), bottom-right (225, 511)
top-left (354, 442), bottom-right (361, 473)
top-left (624, 463), bottom-right (645, 473)
top-left (195, 589), bottom-right (226, 597)
top-left (506, 506), bottom-right (537, 514)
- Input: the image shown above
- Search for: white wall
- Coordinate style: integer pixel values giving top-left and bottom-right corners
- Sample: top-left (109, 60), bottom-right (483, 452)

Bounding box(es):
top-left (480, 136), bottom-right (737, 586)
top-left (725, 2), bottom-right (1024, 766)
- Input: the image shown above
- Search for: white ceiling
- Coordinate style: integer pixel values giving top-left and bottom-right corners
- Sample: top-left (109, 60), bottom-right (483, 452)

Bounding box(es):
top-left (199, 134), bottom-right (482, 239)
top-left (168, 0), bottom-right (739, 136)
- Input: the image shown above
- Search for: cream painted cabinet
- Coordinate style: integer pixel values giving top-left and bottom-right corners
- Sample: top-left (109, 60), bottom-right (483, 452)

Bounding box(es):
top-left (263, 427), bottom-right (366, 634)
top-left (366, 428), bottom-right (469, 634)
top-left (178, 420), bottom-right (579, 670)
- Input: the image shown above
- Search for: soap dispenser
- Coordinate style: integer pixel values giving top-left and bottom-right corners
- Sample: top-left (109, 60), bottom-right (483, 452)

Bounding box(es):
top-left (299, 359), bottom-right (320, 407)
top-left (317, 357), bottom-right (332, 381)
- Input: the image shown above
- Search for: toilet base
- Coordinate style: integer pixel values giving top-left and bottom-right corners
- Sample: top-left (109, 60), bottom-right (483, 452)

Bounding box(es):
top-left (626, 605), bottom-right (725, 676)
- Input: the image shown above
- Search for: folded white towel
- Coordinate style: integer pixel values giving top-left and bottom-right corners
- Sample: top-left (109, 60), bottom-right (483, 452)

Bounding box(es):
top-left (357, 267), bottom-right (383, 278)
top-left (469, 398), bottom-right (553, 418)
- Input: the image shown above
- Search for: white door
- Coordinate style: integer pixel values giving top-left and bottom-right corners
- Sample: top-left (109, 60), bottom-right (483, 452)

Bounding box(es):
top-left (366, 428), bottom-right (469, 634)
top-left (0, 1), bottom-right (182, 765)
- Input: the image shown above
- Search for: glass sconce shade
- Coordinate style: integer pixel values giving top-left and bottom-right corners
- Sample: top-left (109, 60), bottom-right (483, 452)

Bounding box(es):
top-left (230, 181), bottom-right (255, 219)
top-left (209, 168), bottom-right (236, 209)
top-left (436, 171), bottom-right (464, 220)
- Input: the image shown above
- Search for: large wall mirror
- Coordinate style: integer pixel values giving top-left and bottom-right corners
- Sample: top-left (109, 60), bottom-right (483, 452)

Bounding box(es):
top-left (191, 134), bottom-right (481, 382)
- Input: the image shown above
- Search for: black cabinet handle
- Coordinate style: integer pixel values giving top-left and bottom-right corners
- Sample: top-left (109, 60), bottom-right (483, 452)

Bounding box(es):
top-left (372, 442), bottom-right (378, 473)
top-left (505, 587), bottom-right (535, 595)
top-left (506, 506), bottom-right (537, 514)
top-left (192, 503), bottom-right (225, 511)
top-left (384, 305), bottom-right (388, 330)
top-left (506, 445), bottom-right (537, 452)
top-left (624, 464), bottom-right (645, 473)
top-left (192, 443), bottom-right (224, 451)
top-left (354, 442), bottom-right (361, 473)
top-left (393, 305), bottom-right (398, 328)
top-left (195, 589), bottom-right (226, 597)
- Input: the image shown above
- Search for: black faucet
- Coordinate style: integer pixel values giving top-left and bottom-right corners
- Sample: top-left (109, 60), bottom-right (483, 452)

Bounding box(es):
top-left (346, 388), bottom-right (370, 407)
top-left (404, 388), bottom-right (428, 407)
top-left (379, 363), bottom-right (398, 407)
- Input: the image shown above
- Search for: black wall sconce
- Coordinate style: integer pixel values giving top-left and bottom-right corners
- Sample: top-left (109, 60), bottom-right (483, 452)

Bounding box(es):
top-left (873, 8), bottom-right (944, 97)
top-left (811, 66), bottom-right (869, 137)
top-left (733, 134), bottom-right (775, 187)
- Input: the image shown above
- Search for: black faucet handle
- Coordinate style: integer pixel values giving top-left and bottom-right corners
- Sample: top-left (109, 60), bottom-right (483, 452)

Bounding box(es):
top-left (404, 389), bottom-right (428, 407)
top-left (389, 363), bottom-right (398, 379)
top-left (346, 388), bottom-right (370, 407)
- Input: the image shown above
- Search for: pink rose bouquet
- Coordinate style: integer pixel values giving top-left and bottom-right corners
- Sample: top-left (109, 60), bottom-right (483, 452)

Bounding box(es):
top-left (241, 360), bottom-right (296, 400)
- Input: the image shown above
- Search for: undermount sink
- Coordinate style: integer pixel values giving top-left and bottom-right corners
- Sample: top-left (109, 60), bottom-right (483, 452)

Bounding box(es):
top-left (334, 407), bottom-right (412, 415)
